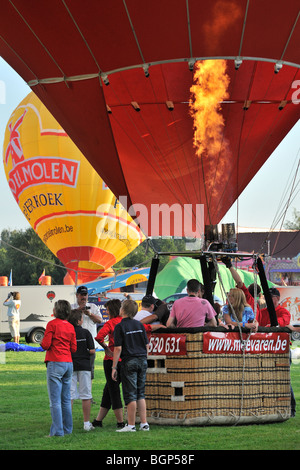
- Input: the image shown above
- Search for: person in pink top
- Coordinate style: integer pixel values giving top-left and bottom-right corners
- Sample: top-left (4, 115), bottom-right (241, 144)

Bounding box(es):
top-left (166, 279), bottom-right (217, 328)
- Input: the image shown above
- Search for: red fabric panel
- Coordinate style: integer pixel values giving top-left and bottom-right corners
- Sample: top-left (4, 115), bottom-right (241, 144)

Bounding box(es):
top-left (241, 0), bottom-right (300, 63)
top-left (57, 246), bottom-right (116, 270)
top-left (57, 246), bottom-right (116, 283)
top-left (1, 1), bottom-right (299, 80)
top-left (102, 62), bottom-right (300, 231)
top-left (61, 0), bottom-right (143, 71)
top-left (127, 0), bottom-right (190, 63)
top-left (189, 0), bottom-right (248, 57)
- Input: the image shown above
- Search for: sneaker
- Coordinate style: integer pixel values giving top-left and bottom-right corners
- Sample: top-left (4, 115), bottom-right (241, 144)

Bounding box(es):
top-left (116, 422), bottom-right (125, 429)
top-left (140, 424), bottom-right (150, 431)
top-left (91, 419), bottom-right (103, 428)
top-left (116, 425), bottom-right (136, 432)
top-left (84, 422), bottom-right (95, 431)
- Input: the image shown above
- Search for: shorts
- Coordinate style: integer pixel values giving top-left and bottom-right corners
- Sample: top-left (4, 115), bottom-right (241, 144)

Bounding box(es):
top-left (120, 356), bottom-right (147, 405)
top-left (9, 318), bottom-right (20, 338)
top-left (71, 370), bottom-right (92, 400)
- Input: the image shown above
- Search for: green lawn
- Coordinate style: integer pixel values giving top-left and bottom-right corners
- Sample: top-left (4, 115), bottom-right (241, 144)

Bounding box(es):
top-left (1, 346), bottom-right (299, 451)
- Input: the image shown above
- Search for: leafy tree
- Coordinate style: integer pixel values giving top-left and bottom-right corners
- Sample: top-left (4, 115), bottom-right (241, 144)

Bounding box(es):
top-left (0, 228), bottom-right (66, 285)
top-left (284, 208), bottom-right (300, 230)
top-left (0, 228), bottom-right (198, 285)
top-left (114, 237), bottom-right (188, 272)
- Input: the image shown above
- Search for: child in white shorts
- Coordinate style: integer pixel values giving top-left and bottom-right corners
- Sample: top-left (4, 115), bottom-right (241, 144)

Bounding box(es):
top-left (71, 370), bottom-right (92, 401)
top-left (69, 309), bottom-right (95, 431)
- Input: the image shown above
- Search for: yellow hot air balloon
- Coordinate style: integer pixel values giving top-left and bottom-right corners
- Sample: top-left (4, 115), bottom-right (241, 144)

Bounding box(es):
top-left (3, 92), bottom-right (145, 284)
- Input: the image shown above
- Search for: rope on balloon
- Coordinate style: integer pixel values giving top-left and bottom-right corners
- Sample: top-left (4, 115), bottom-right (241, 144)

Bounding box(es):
top-left (0, 235), bottom-right (153, 280)
top-left (211, 253), bottom-right (260, 424)
top-left (0, 237), bottom-right (66, 271)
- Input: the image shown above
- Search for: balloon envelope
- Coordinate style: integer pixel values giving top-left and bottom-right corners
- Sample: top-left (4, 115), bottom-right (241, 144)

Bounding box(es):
top-left (3, 92), bottom-right (145, 283)
top-left (100, 60), bottom-right (300, 235)
top-left (0, 2), bottom-right (300, 235)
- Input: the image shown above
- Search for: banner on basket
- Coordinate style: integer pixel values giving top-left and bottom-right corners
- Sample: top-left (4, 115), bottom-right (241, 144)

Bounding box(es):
top-left (148, 333), bottom-right (186, 356)
top-left (203, 332), bottom-right (290, 355)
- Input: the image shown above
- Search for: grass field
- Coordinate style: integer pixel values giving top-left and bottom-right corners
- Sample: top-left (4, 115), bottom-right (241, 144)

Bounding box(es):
top-left (1, 344), bottom-right (300, 451)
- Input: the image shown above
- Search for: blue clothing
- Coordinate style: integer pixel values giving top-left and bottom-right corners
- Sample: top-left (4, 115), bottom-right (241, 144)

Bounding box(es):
top-left (46, 361), bottom-right (73, 436)
top-left (222, 304), bottom-right (254, 325)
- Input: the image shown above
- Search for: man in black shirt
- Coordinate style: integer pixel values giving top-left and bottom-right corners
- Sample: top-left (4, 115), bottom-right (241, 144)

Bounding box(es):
top-left (69, 309), bottom-right (95, 431)
top-left (112, 299), bottom-right (149, 432)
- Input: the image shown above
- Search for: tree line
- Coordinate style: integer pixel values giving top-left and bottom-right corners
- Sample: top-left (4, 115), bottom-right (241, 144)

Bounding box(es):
top-left (0, 228), bottom-right (66, 285)
top-left (1, 209), bottom-right (298, 286)
top-left (0, 228), bottom-right (187, 286)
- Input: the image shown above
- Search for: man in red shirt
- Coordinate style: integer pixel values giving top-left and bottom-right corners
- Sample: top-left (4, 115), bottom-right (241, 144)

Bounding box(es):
top-left (256, 287), bottom-right (291, 327)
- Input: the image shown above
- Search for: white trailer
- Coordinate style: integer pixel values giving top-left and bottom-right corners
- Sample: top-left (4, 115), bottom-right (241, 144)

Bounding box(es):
top-left (0, 285), bottom-right (76, 343)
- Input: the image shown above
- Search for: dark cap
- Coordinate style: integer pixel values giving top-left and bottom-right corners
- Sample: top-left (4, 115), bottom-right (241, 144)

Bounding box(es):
top-left (76, 286), bottom-right (88, 295)
top-left (153, 299), bottom-right (164, 311)
top-left (142, 294), bottom-right (157, 305)
top-left (269, 287), bottom-right (280, 298)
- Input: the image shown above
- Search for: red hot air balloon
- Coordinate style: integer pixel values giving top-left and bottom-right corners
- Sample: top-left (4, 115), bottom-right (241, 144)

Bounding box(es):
top-left (0, 1), bottom-right (299, 237)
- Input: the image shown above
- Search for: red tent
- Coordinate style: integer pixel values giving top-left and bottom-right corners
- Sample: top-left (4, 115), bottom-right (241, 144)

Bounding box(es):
top-left (1, 0), bottom-right (299, 235)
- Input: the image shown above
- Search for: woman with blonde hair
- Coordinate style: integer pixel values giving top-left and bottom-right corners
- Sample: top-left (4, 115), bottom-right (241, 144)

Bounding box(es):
top-left (222, 288), bottom-right (256, 330)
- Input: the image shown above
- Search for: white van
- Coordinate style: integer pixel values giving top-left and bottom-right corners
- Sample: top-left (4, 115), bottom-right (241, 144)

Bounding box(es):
top-left (0, 285), bottom-right (76, 343)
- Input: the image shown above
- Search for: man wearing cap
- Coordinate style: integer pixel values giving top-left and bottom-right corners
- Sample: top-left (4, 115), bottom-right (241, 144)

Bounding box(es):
top-left (134, 295), bottom-right (158, 323)
top-left (71, 286), bottom-right (103, 399)
top-left (72, 286), bottom-right (103, 334)
top-left (255, 288), bottom-right (291, 327)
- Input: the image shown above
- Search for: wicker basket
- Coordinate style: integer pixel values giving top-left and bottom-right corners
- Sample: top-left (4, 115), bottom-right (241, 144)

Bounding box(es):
top-left (145, 328), bottom-right (291, 426)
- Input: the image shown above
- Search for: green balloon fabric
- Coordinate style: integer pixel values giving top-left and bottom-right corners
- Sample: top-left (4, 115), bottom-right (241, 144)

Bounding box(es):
top-left (154, 257), bottom-right (274, 302)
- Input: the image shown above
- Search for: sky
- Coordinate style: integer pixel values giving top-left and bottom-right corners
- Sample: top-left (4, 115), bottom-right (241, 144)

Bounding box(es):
top-left (0, 57), bottom-right (299, 237)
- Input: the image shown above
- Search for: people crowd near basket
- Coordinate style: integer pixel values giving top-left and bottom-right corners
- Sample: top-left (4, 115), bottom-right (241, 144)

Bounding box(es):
top-left (41, 288), bottom-right (157, 435)
top-left (41, 278), bottom-right (298, 436)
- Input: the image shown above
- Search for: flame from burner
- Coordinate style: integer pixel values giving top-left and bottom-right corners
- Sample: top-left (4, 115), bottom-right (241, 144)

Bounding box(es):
top-left (189, 59), bottom-right (230, 158)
